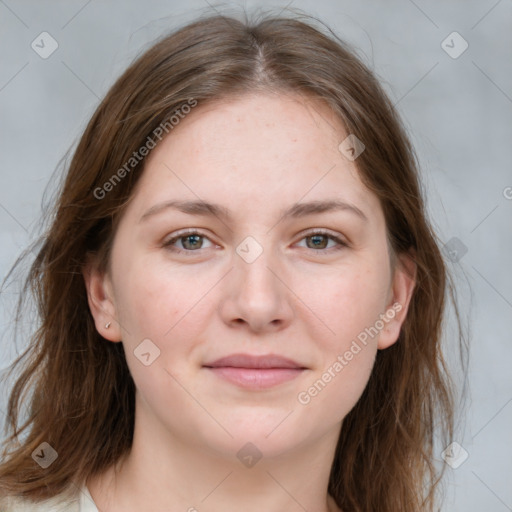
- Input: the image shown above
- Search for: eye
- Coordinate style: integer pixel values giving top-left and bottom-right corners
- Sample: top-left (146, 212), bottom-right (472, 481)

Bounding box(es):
top-left (296, 230), bottom-right (347, 252)
top-left (163, 229), bottom-right (348, 256)
top-left (163, 230), bottom-right (215, 254)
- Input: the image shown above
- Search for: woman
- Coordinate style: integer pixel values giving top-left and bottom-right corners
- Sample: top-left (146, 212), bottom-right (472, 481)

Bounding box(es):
top-left (0, 10), bottom-right (462, 512)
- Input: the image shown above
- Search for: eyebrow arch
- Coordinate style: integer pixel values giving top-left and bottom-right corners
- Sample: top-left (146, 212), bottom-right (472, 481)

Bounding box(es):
top-left (139, 198), bottom-right (368, 223)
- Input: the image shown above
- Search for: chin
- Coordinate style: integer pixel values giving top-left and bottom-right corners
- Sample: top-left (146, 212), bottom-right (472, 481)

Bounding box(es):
top-left (205, 412), bottom-right (315, 458)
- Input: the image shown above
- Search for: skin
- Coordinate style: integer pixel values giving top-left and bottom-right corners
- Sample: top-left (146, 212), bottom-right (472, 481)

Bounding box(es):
top-left (83, 92), bottom-right (416, 512)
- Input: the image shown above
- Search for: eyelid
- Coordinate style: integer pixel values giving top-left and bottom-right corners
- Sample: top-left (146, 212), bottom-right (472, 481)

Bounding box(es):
top-left (298, 228), bottom-right (347, 243)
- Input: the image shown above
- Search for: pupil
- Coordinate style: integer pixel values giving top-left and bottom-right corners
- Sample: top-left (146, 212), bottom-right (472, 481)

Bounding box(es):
top-left (309, 235), bottom-right (327, 249)
top-left (184, 235), bottom-right (201, 249)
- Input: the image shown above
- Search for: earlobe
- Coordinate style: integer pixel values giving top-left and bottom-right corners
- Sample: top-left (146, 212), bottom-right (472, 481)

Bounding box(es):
top-left (377, 251), bottom-right (417, 350)
top-left (82, 257), bottom-right (121, 342)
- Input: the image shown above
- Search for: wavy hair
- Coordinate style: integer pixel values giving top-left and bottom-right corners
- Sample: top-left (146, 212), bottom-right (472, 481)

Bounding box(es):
top-left (0, 10), bottom-right (465, 511)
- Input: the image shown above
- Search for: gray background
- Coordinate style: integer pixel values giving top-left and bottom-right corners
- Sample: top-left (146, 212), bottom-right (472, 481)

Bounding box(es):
top-left (0, 0), bottom-right (511, 510)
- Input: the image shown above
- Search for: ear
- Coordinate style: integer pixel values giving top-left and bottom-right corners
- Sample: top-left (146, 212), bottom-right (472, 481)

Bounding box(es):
top-left (377, 250), bottom-right (417, 350)
top-left (82, 254), bottom-right (122, 342)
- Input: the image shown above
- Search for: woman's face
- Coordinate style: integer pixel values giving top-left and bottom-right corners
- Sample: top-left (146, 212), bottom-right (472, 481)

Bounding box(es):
top-left (86, 92), bottom-right (414, 459)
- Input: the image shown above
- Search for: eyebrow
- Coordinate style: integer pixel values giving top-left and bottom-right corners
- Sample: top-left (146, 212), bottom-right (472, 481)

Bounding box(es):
top-left (139, 198), bottom-right (368, 223)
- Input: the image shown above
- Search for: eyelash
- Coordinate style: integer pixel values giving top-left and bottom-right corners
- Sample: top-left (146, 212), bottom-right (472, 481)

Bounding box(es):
top-left (162, 229), bottom-right (348, 255)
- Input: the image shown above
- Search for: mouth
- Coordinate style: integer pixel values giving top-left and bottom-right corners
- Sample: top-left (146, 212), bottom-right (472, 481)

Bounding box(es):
top-left (203, 353), bottom-right (308, 390)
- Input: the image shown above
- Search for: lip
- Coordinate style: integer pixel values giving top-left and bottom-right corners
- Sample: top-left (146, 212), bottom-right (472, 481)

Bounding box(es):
top-left (205, 353), bottom-right (305, 369)
top-left (203, 353), bottom-right (307, 390)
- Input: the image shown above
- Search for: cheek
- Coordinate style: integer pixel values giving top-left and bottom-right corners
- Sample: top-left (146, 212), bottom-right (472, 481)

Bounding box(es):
top-left (295, 262), bottom-right (391, 351)
top-left (114, 264), bottom-right (206, 409)
top-left (297, 345), bottom-right (376, 427)
top-left (115, 254), bottom-right (200, 337)
top-left (114, 257), bottom-right (213, 380)
top-left (292, 263), bottom-right (388, 418)
top-left (118, 272), bottom-right (174, 338)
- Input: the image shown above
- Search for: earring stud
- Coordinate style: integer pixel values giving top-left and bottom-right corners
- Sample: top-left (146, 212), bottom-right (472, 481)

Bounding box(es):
top-left (105, 322), bottom-right (111, 329)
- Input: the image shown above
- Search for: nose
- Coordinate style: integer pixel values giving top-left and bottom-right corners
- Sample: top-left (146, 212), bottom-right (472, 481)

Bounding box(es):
top-left (219, 246), bottom-right (294, 334)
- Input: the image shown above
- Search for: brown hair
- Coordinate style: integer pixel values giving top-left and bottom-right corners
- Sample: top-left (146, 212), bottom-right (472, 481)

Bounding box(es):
top-left (0, 9), bottom-right (464, 511)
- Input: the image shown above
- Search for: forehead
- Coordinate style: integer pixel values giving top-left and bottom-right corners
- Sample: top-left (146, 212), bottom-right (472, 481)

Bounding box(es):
top-left (128, 92), bottom-right (382, 221)
top-left (161, 92), bottom-right (348, 163)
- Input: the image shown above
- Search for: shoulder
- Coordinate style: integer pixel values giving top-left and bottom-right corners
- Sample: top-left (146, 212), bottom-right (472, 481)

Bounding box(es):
top-left (0, 493), bottom-right (80, 511)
